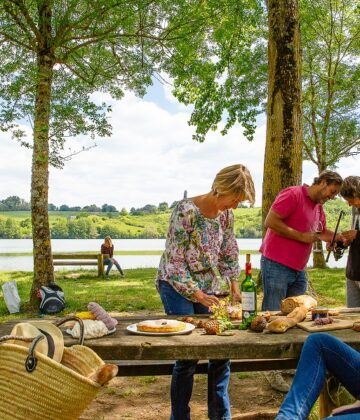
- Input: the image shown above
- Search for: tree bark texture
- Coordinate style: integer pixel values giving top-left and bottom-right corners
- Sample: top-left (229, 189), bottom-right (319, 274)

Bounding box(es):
top-left (262, 0), bottom-right (303, 227)
top-left (30, 1), bottom-right (55, 307)
top-left (312, 240), bottom-right (327, 269)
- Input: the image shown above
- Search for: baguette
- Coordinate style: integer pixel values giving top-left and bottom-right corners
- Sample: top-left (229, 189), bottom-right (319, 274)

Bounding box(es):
top-left (88, 364), bottom-right (119, 385)
top-left (267, 305), bottom-right (308, 333)
top-left (280, 295), bottom-right (317, 314)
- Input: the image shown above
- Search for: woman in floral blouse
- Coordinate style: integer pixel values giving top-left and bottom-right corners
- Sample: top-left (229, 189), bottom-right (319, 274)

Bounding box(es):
top-left (156, 164), bottom-right (255, 420)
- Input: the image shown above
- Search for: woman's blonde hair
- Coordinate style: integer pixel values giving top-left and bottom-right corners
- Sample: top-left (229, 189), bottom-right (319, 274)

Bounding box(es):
top-left (212, 164), bottom-right (255, 205)
top-left (340, 176), bottom-right (360, 199)
top-left (104, 236), bottom-right (113, 246)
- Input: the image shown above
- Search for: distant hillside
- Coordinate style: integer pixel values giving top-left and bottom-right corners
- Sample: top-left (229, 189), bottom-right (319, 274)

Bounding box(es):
top-left (0, 199), bottom-right (352, 239)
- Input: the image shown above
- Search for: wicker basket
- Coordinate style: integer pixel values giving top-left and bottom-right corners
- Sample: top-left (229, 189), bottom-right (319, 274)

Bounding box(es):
top-left (0, 318), bottom-right (103, 420)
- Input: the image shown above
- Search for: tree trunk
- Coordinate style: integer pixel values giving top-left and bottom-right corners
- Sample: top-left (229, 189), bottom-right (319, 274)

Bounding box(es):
top-left (262, 0), bottom-right (303, 227)
top-left (29, 2), bottom-right (55, 308)
top-left (312, 240), bottom-right (327, 268)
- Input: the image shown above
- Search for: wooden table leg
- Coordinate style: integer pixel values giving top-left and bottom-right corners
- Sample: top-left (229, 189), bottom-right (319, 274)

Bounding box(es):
top-left (319, 383), bottom-right (335, 419)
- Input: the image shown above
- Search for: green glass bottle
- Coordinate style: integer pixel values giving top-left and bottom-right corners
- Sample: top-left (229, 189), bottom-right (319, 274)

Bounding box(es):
top-left (241, 254), bottom-right (257, 328)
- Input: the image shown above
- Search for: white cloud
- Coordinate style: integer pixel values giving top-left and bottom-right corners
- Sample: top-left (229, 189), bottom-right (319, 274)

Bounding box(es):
top-left (33, 93), bottom-right (265, 208)
top-left (0, 87), bottom-right (358, 210)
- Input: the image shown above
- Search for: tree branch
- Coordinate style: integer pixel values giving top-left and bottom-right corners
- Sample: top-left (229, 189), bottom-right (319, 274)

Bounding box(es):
top-left (62, 143), bottom-right (97, 161)
top-left (0, 29), bottom-right (33, 51)
top-left (303, 139), bottom-right (318, 166)
top-left (3, 3), bottom-right (37, 49)
top-left (9, 0), bottom-right (42, 44)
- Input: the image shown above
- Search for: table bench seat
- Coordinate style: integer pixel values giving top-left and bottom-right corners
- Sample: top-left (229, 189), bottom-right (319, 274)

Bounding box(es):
top-left (112, 358), bottom-right (298, 376)
top-left (52, 253), bottom-right (104, 276)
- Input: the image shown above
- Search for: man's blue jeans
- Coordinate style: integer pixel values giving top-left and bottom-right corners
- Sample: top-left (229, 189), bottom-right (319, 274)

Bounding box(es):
top-left (261, 255), bottom-right (307, 311)
top-left (277, 333), bottom-right (360, 420)
top-left (158, 280), bottom-right (231, 420)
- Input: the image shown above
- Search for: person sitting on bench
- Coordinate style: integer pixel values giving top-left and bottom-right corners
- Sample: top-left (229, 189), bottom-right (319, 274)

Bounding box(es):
top-left (276, 333), bottom-right (360, 419)
top-left (101, 236), bottom-right (124, 278)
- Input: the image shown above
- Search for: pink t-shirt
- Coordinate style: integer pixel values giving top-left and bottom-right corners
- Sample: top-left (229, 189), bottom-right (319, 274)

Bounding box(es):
top-left (260, 185), bottom-right (326, 271)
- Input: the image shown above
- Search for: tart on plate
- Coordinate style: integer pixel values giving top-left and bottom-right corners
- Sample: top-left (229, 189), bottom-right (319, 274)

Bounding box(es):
top-left (137, 319), bottom-right (187, 333)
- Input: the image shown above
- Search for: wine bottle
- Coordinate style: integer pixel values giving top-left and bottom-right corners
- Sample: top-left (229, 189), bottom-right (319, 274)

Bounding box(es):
top-left (241, 254), bottom-right (257, 327)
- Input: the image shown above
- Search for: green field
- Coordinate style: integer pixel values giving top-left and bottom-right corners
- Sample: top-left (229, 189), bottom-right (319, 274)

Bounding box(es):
top-left (0, 198), bottom-right (352, 240)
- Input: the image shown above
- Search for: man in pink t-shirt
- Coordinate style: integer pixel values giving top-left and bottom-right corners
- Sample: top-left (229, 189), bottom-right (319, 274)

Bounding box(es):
top-left (260, 171), bottom-right (343, 393)
top-left (261, 170), bottom-right (343, 312)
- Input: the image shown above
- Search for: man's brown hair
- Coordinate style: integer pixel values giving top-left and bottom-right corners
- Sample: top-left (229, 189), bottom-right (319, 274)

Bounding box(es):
top-left (312, 170), bottom-right (343, 186)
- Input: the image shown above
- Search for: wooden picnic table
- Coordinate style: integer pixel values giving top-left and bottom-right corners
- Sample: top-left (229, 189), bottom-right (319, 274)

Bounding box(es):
top-left (2, 314), bottom-right (360, 418)
top-left (2, 314), bottom-right (360, 363)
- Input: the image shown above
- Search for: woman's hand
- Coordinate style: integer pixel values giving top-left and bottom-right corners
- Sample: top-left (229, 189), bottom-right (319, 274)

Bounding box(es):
top-left (231, 281), bottom-right (241, 304)
top-left (192, 290), bottom-right (219, 308)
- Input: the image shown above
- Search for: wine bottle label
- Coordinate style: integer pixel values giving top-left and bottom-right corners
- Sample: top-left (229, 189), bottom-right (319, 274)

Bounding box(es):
top-left (242, 292), bottom-right (256, 311)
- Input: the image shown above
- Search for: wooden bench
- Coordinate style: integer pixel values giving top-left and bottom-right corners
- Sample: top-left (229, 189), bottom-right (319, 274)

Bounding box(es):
top-left (112, 358), bottom-right (298, 376)
top-left (52, 253), bottom-right (105, 277)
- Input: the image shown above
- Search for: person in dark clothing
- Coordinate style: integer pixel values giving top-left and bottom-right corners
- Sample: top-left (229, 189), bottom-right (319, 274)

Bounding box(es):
top-left (339, 176), bottom-right (360, 307)
top-left (101, 236), bottom-right (124, 277)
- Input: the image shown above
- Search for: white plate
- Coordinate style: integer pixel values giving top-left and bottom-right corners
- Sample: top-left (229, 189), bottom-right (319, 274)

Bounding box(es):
top-left (126, 322), bottom-right (195, 336)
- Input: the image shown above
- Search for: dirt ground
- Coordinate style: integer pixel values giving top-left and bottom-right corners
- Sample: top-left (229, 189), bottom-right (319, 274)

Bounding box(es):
top-left (80, 370), bottom-right (289, 420)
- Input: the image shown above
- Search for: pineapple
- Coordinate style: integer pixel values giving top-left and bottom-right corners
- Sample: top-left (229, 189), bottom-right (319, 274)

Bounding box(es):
top-left (203, 319), bottom-right (232, 335)
top-left (204, 320), bottom-right (222, 335)
top-left (197, 320), bottom-right (207, 329)
top-left (250, 315), bottom-right (268, 332)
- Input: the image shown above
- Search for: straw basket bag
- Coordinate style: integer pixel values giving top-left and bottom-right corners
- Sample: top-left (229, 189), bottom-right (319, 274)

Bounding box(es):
top-left (0, 318), bottom-right (108, 420)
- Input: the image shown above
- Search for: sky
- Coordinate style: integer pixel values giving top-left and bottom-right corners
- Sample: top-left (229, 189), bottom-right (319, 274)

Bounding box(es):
top-left (1, 81), bottom-right (359, 210)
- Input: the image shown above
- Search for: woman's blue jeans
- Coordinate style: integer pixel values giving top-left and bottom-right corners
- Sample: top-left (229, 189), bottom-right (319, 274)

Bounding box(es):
top-left (104, 257), bottom-right (123, 276)
top-left (261, 255), bottom-right (307, 311)
top-left (277, 333), bottom-right (360, 420)
top-left (158, 280), bottom-right (231, 420)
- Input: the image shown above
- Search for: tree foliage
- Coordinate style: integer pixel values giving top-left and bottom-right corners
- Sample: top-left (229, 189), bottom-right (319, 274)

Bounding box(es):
top-left (0, 196), bottom-right (30, 211)
top-left (164, 0), bottom-right (268, 142)
top-left (0, 0), bottom-right (212, 305)
top-left (301, 0), bottom-right (360, 171)
top-left (0, 1), bottom-right (199, 164)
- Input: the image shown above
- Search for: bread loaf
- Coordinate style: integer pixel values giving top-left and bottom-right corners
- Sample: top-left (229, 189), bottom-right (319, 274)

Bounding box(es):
top-left (353, 322), bottom-right (360, 332)
top-left (267, 305), bottom-right (308, 333)
top-left (280, 295), bottom-right (317, 314)
top-left (88, 364), bottom-right (119, 385)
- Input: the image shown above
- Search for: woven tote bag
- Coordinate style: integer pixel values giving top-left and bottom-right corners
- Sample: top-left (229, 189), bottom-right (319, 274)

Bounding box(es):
top-left (0, 318), bottom-right (104, 420)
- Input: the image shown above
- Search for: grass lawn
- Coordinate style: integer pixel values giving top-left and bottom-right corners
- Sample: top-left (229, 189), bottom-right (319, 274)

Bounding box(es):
top-left (0, 267), bottom-right (347, 322)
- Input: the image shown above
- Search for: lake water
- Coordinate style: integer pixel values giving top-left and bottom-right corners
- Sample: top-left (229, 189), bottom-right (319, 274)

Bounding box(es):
top-left (0, 239), bottom-right (346, 271)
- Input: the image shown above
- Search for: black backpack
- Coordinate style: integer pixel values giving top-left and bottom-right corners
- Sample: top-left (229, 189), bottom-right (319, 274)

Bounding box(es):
top-left (39, 283), bottom-right (65, 314)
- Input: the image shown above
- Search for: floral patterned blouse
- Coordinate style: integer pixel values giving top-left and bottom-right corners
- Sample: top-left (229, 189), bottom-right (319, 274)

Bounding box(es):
top-left (156, 199), bottom-right (240, 301)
